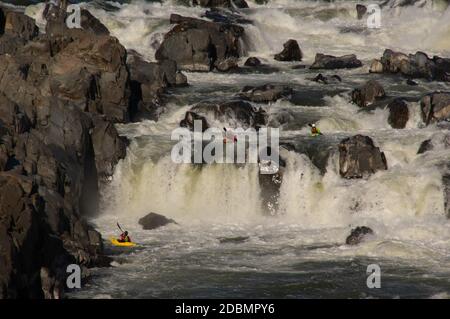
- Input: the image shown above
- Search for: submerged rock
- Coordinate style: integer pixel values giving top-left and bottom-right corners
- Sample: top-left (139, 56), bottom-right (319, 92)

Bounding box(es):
top-left (193, 0), bottom-right (249, 8)
top-left (155, 14), bottom-right (244, 72)
top-left (417, 132), bottom-right (450, 154)
top-left (339, 135), bottom-right (388, 178)
top-left (420, 92), bottom-right (450, 125)
top-left (346, 226), bottom-right (374, 245)
top-left (218, 236), bottom-right (249, 244)
top-left (139, 212), bottom-right (177, 230)
top-left (310, 53), bottom-right (362, 69)
top-left (311, 73), bottom-right (342, 84)
top-left (274, 39), bottom-right (303, 62)
top-left (387, 98), bottom-right (409, 129)
top-left (351, 80), bottom-right (386, 107)
top-left (244, 57), bottom-right (262, 67)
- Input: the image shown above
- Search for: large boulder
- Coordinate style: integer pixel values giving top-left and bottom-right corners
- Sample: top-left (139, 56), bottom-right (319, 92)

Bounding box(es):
top-left (387, 98), bottom-right (409, 129)
top-left (239, 84), bottom-right (292, 103)
top-left (346, 226), bottom-right (374, 245)
top-left (138, 212), bottom-right (177, 230)
top-left (351, 80), bottom-right (386, 107)
top-left (421, 92), bottom-right (450, 125)
top-left (310, 53), bottom-right (362, 69)
top-left (274, 39), bottom-right (302, 62)
top-left (155, 14), bottom-right (244, 72)
top-left (339, 135), bottom-right (388, 178)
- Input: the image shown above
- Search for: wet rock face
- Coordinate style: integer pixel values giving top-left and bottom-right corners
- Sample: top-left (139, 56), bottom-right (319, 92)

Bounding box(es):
top-left (346, 226), bottom-right (374, 245)
top-left (183, 100), bottom-right (267, 130)
top-left (239, 84), bottom-right (292, 103)
top-left (370, 49), bottom-right (450, 82)
top-left (127, 52), bottom-right (187, 121)
top-left (387, 98), bottom-right (409, 129)
top-left (0, 7), bottom-right (137, 298)
top-left (351, 80), bottom-right (386, 107)
top-left (274, 39), bottom-right (303, 62)
top-left (443, 174), bottom-right (450, 218)
top-left (310, 53), bottom-right (362, 69)
top-left (339, 135), bottom-right (388, 179)
top-left (421, 92), bottom-right (450, 125)
top-left (155, 14), bottom-right (244, 72)
top-left (139, 213), bottom-right (177, 230)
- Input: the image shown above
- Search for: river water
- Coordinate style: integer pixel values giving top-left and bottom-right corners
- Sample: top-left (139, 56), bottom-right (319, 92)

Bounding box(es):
top-left (13, 0), bottom-right (450, 298)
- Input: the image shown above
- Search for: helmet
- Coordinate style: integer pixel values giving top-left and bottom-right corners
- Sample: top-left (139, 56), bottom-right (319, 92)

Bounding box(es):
top-left (312, 123), bottom-right (316, 127)
top-left (124, 231), bottom-right (128, 236)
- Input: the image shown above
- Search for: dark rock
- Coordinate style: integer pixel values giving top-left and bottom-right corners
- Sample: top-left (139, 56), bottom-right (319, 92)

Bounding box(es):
top-left (339, 135), bottom-right (388, 178)
top-left (202, 8), bottom-right (252, 25)
top-left (351, 80), bottom-right (386, 107)
top-left (215, 57), bottom-right (239, 72)
top-left (193, 0), bottom-right (249, 8)
top-left (244, 57), bottom-right (261, 67)
top-left (421, 92), bottom-right (450, 125)
top-left (346, 226), bottom-right (374, 245)
top-left (356, 4), bottom-right (367, 19)
top-left (370, 49), bottom-right (450, 82)
top-left (138, 212), bottom-right (177, 230)
top-left (155, 14), bottom-right (244, 72)
top-left (387, 98), bottom-right (409, 129)
top-left (312, 73), bottom-right (342, 84)
top-left (187, 100), bottom-right (267, 129)
top-left (443, 173), bottom-right (450, 218)
top-left (274, 39), bottom-right (302, 62)
top-left (406, 78), bottom-right (418, 86)
top-left (417, 133), bottom-right (450, 154)
top-left (310, 53), bottom-right (362, 69)
top-left (91, 116), bottom-right (127, 182)
top-left (417, 139), bottom-right (433, 154)
top-left (239, 84), bottom-right (292, 103)
top-left (218, 236), bottom-right (249, 244)
top-left (80, 9), bottom-right (110, 36)
top-left (4, 10), bottom-right (39, 41)
top-left (180, 111), bottom-right (209, 132)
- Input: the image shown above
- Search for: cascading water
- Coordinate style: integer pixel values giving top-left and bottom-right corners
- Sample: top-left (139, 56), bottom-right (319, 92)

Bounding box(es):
top-left (17, 0), bottom-right (450, 298)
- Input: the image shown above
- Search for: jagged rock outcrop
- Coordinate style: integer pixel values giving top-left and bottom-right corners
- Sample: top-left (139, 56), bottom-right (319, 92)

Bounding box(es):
top-left (155, 14), bottom-right (245, 72)
top-left (0, 6), bottom-right (146, 299)
top-left (420, 92), bottom-right (450, 125)
top-left (310, 53), bottom-right (362, 69)
top-left (339, 135), bottom-right (388, 178)
top-left (351, 80), bottom-right (386, 107)
top-left (370, 49), bottom-right (450, 82)
top-left (387, 98), bottom-right (409, 129)
top-left (127, 51), bottom-right (187, 121)
top-left (274, 39), bottom-right (302, 62)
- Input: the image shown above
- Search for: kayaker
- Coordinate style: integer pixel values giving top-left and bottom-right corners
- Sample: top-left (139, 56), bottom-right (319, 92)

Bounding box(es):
top-left (118, 231), bottom-right (131, 243)
top-left (223, 127), bottom-right (237, 143)
top-left (310, 123), bottom-right (322, 136)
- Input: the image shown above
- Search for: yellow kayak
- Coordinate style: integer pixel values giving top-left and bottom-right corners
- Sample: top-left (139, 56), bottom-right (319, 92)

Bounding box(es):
top-left (110, 237), bottom-right (137, 247)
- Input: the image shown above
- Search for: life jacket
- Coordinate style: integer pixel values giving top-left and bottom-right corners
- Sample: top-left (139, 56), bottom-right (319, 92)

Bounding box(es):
top-left (311, 127), bottom-right (318, 134)
top-left (119, 233), bottom-right (131, 243)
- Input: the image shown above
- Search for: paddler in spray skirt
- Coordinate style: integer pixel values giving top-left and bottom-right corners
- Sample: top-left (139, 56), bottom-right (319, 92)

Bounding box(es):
top-left (309, 123), bottom-right (323, 136)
